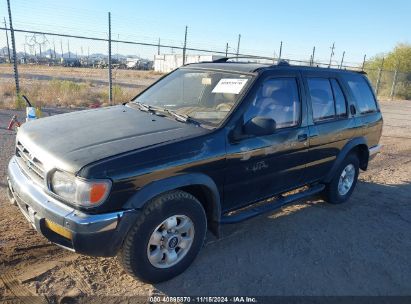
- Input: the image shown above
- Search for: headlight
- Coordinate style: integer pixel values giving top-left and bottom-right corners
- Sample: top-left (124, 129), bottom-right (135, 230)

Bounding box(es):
top-left (50, 170), bottom-right (111, 207)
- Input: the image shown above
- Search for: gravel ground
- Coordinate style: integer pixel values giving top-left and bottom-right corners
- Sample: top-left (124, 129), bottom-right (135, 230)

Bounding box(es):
top-left (0, 100), bottom-right (410, 302)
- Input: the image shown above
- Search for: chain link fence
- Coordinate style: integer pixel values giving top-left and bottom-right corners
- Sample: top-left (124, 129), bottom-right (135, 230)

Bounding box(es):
top-left (1, 22), bottom-right (410, 110)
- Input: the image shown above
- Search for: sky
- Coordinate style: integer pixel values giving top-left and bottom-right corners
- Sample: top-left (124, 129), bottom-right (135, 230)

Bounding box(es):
top-left (1, 0), bottom-right (410, 66)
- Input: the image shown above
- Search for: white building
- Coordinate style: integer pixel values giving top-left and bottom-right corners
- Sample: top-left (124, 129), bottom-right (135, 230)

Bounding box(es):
top-left (154, 54), bottom-right (223, 73)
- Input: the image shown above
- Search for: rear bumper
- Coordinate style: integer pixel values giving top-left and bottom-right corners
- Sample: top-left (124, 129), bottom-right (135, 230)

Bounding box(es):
top-left (7, 156), bottom-right (138, 257)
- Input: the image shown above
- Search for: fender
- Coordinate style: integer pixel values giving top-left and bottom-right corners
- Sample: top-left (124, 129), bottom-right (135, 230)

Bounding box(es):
top-left (324, 137), bottom-right (369, 183)
top-left (123, 173), bottom-right (222, 232)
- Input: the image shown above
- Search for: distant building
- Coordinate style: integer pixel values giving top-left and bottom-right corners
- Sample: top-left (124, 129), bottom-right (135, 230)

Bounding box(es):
top-left (154, 54), bottom-right (223, 73)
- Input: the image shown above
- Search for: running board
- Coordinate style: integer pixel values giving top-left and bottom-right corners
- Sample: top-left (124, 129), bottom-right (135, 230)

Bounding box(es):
top-left (220, 184), bottom-right (325, 224)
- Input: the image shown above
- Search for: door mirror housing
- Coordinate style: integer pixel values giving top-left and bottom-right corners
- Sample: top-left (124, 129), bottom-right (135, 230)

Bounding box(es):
top-left (244, 117), bottom-right (276, 136)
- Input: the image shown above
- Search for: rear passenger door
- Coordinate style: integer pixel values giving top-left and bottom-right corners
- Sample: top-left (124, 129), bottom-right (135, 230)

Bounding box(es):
top-left (302, 72), bottom-right (358, 183)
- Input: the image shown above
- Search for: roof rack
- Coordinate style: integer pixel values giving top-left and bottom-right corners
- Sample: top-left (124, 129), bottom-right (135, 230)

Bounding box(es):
top-left (212, 56), bottom-right (275, 63)
top-left (210, 56), bottom-right (367, 74)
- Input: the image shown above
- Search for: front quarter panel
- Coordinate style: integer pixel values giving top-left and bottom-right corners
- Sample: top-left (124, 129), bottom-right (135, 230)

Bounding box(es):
top-left (80, 131), bottom-right (227, 214)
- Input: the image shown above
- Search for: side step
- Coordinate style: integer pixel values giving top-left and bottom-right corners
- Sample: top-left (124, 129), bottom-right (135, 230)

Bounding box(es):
top-left (220, 184), bottom-right (325, 224)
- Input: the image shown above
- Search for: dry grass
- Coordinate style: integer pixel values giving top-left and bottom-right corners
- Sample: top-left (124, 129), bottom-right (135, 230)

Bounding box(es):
top-left (0, 64), bottom-right (160, 109)
top-left (0, 80), bottom-right (144, 109)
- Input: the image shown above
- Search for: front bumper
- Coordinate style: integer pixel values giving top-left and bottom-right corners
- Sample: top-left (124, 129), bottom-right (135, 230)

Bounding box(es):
top-left (7, 156), bottom-right (138, 257)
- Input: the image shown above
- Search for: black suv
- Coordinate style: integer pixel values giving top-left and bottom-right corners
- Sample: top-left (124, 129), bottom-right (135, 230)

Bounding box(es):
top-left (7, 60), bottom-right (383, 283)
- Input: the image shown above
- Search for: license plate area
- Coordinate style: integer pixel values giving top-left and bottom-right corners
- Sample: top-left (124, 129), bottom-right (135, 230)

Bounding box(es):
top-left (15, 194), bottom-right (37, 228)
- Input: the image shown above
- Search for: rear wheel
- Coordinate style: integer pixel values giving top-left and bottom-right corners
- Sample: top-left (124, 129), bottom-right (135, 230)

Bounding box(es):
top-left (118, 190), bottom-right (207, 283)
top-left (323, 153), bottom-right (359, 204)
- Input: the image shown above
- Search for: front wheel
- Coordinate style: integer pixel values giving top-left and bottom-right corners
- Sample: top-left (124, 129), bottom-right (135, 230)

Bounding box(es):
top-left (118, 190), bottom-right (207, 283)
top-left (323, 153), bottom-right (360, 204)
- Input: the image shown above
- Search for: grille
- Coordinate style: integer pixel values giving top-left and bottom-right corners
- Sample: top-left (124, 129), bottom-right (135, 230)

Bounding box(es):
top-left (15, 141), bottom-right (45, 184)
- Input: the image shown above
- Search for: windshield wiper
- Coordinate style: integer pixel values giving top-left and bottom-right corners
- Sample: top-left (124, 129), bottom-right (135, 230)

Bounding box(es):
top-left (132, 102), bottom-right (200, 126)
top-left (154, 107), bottom-right (200, 126)
top-left (134, 102), bottom-right (154, 113)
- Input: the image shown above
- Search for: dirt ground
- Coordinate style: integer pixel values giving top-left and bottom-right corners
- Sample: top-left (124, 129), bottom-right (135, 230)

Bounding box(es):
top-left (0, 100), bottom-right (410, 302)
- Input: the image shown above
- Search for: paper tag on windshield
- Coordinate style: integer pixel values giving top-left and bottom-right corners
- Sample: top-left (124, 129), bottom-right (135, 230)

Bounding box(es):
top-left (212, 79), bottom-right (248, 94)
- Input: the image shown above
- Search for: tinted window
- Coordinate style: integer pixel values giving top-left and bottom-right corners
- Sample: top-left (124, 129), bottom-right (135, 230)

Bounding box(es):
top-left (307, 78), bottom-right (335, 121)
top-left (244, 78), bottom-right (300, 129)
top-left (330, 79), bottom-right (347, 117)
top-left (343, 74), bottom-right (377, 114)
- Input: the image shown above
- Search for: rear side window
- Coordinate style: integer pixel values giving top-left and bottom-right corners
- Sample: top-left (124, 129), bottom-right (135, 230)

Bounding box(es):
top-left (330, 79), bottom-right (347, 117)
top-left (343, 74), bottom-right (377, 114)
top-left (307, 78), bottom-right (335, 121)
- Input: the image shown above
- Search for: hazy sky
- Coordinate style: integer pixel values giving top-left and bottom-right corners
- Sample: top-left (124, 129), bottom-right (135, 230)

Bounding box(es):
top-left (1, 0), bottom-right (410, 65)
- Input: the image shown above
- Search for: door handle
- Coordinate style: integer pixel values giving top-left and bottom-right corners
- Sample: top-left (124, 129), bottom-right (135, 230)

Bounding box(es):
top-left (298, 134), bottom-right (308, 142)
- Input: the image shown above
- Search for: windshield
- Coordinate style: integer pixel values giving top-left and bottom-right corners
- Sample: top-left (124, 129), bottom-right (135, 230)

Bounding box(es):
top-left (132, 69), bottom-right (253, 125)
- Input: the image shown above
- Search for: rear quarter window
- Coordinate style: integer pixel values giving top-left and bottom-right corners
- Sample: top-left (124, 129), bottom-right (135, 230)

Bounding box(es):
top-left (342, 74), bottom-right (378, 114)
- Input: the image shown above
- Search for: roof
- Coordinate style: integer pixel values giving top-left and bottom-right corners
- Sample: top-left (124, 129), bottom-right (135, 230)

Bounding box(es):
top-left (181, 61), bottom-right (366, 75)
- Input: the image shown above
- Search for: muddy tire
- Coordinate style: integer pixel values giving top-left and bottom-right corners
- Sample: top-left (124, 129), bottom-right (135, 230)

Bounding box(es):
top-left (118, 190), bottom-right (207, 283)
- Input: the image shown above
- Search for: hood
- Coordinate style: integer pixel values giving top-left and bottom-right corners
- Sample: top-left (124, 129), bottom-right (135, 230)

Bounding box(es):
top-left (17, 105), bottom-right (207, 174)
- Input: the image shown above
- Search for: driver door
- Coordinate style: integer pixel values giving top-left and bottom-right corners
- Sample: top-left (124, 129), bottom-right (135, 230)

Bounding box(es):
top-left (223, 72), bottom-right (309, 211)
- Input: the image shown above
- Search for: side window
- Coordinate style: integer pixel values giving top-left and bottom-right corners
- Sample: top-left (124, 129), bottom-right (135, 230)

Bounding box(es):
top-left (244, 78), bottom-right (300, 129)
top-left (343, 74), bottom-right (377, 114)
top-left (330, 79), bottom-right (347, 117)
top-left (307, 78), bottom-right (335, 122)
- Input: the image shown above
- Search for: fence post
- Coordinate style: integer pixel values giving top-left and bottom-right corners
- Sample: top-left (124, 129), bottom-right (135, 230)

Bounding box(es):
top-left (311, 46), bottom-right (315, 66)
top-left (375, 57), bottom-right (384, 96)
top-left (339, 51), bottom-right (345, 69)
top-left (236, 34), bottom-right (241, 60)
top-left (108, 12), bottom-right (113, 105)
top-left (6, 0), bottom-right (20, 97)
top-left (182, 26), bottom-right (188, 65)
top-left (390, 66), bottom-right (399, 100)
top-left (278, 41), bottom-right (282, 61)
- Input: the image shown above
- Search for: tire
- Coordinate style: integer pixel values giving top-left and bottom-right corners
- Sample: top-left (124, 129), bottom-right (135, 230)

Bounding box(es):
top-left (323, 153), bottom-right (360, 204)
top-left (118, 190), bottom-right (207, 283)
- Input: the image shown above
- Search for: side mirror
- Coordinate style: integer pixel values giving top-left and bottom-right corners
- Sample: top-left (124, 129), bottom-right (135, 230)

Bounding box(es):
top-left (244, 116), bottom-right (276, 136)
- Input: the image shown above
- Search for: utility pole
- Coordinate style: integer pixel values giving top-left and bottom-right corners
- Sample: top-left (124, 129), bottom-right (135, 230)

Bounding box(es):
top-left (60, 40), bottom-right (63, 58)
top-left (157, 38), bottom-right (161, 55)
top-left (68, 40), bottom-right (70, 58)
top-left (117, 34), bottom-right (119, 61)
top-left (225, 43), bottom-right (228, 57)
top-left (53, 40), bottom-right (56, 59)
top-left (329, 42), bottom-right (335, 67)
top-left (108, 12), bottom-right (113, 104)
top-left (182, 26), bottom-right (188, 65)
top-left (236, 34), bottom-right (241, 60)
top-left (362, 54), bottom-right (367, 71)
top-left (278, 41), bottom-right (283, 61)
top-left (3, 18), bottom-right (11, 63)
top-left (375, 57), bottom-right (385, 96)
top-left (339, 51), bottom-right (345, 69)
top-left (7, 0), bottom-right (20, 95)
